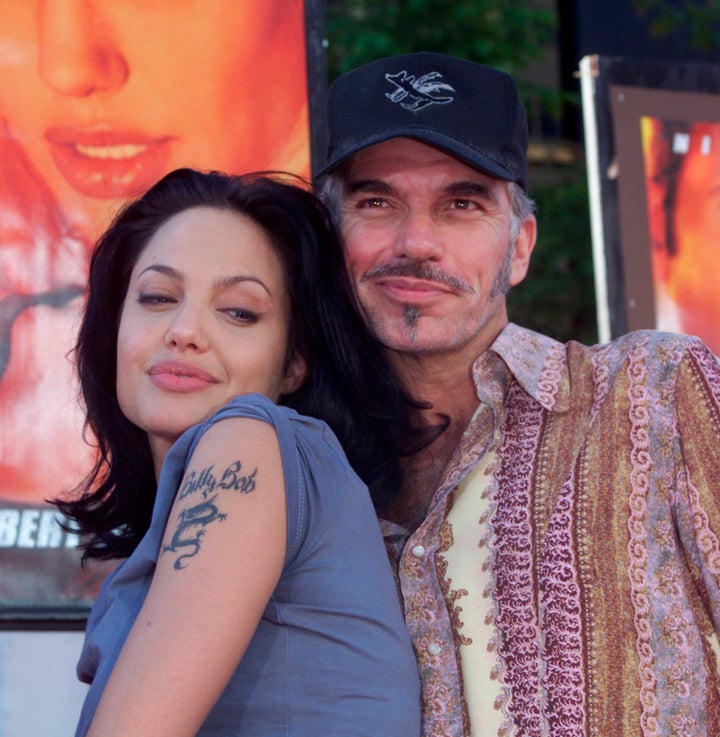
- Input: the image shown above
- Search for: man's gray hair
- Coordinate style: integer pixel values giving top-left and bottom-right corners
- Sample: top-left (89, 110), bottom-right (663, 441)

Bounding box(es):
top-left (507, 182), bottom-right (535, 242)
top-left (317, 173), bottom-right (345, 229)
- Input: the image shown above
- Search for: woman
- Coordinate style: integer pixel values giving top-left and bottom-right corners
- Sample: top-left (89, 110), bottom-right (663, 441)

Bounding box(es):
top-left (57, 169), bottom-right (421, 737)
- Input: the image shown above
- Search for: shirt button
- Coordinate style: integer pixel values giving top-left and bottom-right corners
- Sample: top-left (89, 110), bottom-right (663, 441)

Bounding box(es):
top-left (411, 545), bottom-right (426, 558)
top-left (427, 642), bottom-right (441, 656)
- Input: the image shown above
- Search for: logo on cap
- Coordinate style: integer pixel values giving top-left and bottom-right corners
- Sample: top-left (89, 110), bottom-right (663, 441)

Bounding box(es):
top-left (384, 70), bottom-right (455, 113)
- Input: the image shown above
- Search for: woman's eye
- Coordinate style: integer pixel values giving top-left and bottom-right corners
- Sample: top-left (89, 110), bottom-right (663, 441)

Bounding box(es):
top-left (138, 293), bottom-right (176, 306)
top-left (225, 308), bottom-right (258, 324)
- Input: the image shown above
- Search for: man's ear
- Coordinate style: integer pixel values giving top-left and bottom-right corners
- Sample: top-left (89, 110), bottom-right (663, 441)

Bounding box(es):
top-left (280, 352), bottom-right (308, 396)
top-left (509, 214), bottom-right (537, 288)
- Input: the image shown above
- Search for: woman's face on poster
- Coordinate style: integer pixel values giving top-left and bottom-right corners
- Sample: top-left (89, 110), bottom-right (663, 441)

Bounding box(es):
top-left (0, 0), bottom-right (309, 243)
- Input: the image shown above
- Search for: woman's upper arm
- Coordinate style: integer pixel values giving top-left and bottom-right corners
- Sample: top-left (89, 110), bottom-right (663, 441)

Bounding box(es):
top-left (87, 417), bottom-right (287, 737)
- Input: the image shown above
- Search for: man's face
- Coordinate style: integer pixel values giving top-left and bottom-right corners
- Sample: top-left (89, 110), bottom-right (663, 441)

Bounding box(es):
top-left (338, 138), bottom-right (535, 360)
top-left (0, 0), bottom-right (309, 242)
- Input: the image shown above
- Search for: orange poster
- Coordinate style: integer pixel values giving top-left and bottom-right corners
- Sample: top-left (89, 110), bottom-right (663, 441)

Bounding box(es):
top-left (580, 56), bottom-right (720, 347)
top-left (0, 0), bottom-right (315, 618)
top-left (642, 117), bottom-right (720, 355)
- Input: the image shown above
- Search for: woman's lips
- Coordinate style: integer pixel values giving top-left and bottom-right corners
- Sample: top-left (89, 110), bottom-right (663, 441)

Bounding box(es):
top-left (45, 127), bottom-right (175, 200)
top-left (148, 361), bottom-right (219, 393)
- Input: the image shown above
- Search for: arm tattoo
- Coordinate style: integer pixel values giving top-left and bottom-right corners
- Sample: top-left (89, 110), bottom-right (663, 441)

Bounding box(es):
top-left (163, 459), bottom-right (258, 570)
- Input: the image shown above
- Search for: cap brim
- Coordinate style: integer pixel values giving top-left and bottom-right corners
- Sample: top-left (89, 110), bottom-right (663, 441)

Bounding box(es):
top-left (315, 129), bottom-right (521, 186)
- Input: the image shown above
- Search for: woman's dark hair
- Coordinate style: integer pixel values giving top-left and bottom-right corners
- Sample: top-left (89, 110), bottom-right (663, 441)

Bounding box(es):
top-left (55, 168), bottom-right (424, 561)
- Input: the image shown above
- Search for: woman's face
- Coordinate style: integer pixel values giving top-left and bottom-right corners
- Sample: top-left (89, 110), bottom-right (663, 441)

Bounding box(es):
top-left (0, 0), bottom-right (309, 242)
top-left (116, 205), bottom-right (306, 468)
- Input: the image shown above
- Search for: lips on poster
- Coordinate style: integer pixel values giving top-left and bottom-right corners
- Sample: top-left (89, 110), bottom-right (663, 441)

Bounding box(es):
top-left (0, 0), bottom-right (311, 614)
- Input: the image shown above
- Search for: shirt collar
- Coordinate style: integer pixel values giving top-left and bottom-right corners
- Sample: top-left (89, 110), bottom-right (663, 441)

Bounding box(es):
top-left (472, 323), bottom-right (571, 413)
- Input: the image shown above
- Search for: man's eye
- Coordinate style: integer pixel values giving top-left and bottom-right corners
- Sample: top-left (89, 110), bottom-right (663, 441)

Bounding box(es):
top-left (358, 197), bottom-right (387, 208)
top-left (450, 199), bottom-right (476, 210)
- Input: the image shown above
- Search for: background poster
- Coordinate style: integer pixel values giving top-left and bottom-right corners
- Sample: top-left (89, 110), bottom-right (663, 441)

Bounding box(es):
top-left (641, 115), bottom-right (720, 355)
top-left (579, 55), bottom-right (720, 348)
top-left (0, 0), bottom-right (323, 621)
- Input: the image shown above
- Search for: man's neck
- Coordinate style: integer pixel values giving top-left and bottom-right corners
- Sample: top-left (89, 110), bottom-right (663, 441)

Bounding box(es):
top-left (386, 343), bottom-right (494, 529)
top-left (390, 323), bottom-right (504, 430)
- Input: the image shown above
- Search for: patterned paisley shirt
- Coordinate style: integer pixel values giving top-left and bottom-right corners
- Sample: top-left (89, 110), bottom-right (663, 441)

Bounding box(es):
top-left (382, 323), bottom-right (720, 737)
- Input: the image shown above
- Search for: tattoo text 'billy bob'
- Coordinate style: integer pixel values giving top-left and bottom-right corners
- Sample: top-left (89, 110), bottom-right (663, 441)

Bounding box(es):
top-left (164, 460), bottom-right (258, 569)
top-left (179, 461), bottom-right (257, 500)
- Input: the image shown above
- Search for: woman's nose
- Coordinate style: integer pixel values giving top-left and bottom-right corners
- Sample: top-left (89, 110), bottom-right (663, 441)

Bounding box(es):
top-left (163, 309), bottom-right (210, 352)
top-left (37, 0), bottom-right (129, 97)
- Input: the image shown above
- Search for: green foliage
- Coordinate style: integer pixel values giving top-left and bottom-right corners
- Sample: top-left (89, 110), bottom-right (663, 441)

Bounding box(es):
top-left (633, 0), bottom-right (720, 53)
top-left (507, 162), bottom-right (598, 344)
top-left (324, 0), bottom-right (556, 80)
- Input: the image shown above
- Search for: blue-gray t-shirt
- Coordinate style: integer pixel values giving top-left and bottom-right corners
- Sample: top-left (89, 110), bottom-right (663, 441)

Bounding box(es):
top-left (75, 394), bottom-right (420, 736)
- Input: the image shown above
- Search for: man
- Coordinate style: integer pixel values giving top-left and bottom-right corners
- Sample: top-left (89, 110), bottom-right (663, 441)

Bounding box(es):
top-left (316, 52), bottom-right (720, 737)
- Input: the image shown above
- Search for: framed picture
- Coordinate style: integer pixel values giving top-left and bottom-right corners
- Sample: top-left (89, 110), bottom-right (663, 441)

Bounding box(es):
top-left (579, 55), bottom-right (720, 352)
top-left (0, 0), bottom-right (325, 623)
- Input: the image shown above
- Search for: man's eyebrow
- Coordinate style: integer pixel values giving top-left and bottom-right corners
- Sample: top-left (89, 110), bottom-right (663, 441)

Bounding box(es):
top-left (443, 180), bottom-right (499, 204)
top-left (345, 178), bottom-right (395, 196)
top-left (345, 178), bottom-right (501, 205)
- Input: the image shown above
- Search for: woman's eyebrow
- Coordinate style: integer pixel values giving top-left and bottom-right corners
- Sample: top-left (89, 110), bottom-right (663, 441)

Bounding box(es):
top-left (138, 266), bottom-right (272, 297)
top-left (214, 274), bottom-right (272, 297)
top-left (138, 264), bottom-right (181, 279)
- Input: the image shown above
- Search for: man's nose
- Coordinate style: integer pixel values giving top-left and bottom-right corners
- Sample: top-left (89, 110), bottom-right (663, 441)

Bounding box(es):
top-left (392, 212), bottom-right (443, 261)
top-left (37, 0), bottom-right (129, 97)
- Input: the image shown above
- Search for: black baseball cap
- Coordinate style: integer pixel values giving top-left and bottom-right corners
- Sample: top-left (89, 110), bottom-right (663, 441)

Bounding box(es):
top-left (316, 52), bottom-right (529, 191)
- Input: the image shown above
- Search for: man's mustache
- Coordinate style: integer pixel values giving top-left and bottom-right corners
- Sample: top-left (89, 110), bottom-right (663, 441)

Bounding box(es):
top-left (361, 262), bottom-right (475, 294)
